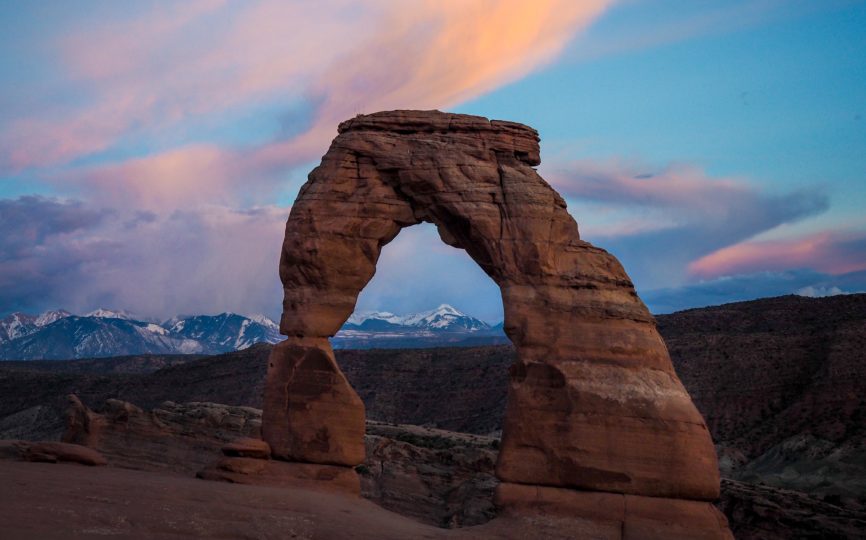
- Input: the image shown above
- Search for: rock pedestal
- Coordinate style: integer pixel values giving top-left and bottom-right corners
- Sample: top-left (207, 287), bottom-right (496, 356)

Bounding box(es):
top-left (262, 339), bottom-right (365, 466)
top-left (265, 110), bottom-right (731, 536)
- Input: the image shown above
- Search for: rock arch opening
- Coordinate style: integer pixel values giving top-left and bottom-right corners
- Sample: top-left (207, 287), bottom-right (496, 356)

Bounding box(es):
top-left (334, 221), bottom-right (506, 347)
top-left (333, 220), bottom-right (511, 430)
top-left (263, 110), bottom-right (732, 537)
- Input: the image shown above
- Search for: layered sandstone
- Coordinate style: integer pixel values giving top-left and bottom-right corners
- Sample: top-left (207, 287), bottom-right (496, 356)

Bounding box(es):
top-left (266, 109), bottom-right (727, 533)
top-left (63, 395), bottom-right (262, 474)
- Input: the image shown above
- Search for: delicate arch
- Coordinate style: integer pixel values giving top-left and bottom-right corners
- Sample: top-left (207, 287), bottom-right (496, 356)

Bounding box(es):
top-left (264, 110), bottom-right (721, 502)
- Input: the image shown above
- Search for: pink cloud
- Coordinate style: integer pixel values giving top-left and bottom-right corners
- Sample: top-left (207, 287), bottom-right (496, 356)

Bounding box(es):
top-left (547, 160), bottom-right (754, 218)
top-left (689, 231), bottom-right (866, 278)
top-left (543, 159), bottom-right (828, 289)
top-left (80, 145), bottom-right (246, 211)
top-left (2, 0), bottom-right (612, 182)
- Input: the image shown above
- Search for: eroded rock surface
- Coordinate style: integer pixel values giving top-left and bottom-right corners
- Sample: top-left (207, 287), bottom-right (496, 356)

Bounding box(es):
top-left (0, 439), bottom-right (107, 466)
top-left (267, 110), bottom-right (723, 521)
top-left (362, 421), bottom-right (500, 528)
top-left (63, 394), bottom-right (261, 474)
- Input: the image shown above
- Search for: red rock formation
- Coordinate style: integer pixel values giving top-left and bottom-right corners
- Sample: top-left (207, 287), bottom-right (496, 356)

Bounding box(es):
top-left (63, 395), bottom-right (262, 474)
top-left (0, 439), bottom-right (107, 466)
top-left (263, 340), bottom-right (365, 465)
top-left (266, 110), bottom-right (728, 534)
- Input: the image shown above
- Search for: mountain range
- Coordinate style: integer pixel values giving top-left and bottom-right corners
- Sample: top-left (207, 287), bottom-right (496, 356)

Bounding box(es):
top-left (0, 310), bottom-right (282, 360)
top-left (0, 304), bottom-right (505, 359)
top-left (333, 304), bottom-right (506, 349)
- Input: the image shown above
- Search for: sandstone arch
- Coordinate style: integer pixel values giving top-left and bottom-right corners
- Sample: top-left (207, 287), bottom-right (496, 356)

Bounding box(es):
top-left (264, 111), bottom-right (731, 536)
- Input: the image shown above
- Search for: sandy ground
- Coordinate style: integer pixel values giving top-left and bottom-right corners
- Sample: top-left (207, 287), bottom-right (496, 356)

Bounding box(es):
top-left (0, 461), bottom-right (609, 539)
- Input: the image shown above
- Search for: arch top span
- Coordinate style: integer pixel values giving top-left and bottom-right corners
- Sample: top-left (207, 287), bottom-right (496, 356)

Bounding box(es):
top-left (263, 110), bottom-right (731, 537)
top-left (279, 110), bottom-right (650, 342)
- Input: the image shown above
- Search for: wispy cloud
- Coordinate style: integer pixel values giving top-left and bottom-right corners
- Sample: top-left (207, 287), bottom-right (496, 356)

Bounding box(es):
top-left (2, 0), bottom-right (612, 183)
top-left (689, 230), bottom-right (866, 278)
top-left (546, 160), bottom-right (829, 288)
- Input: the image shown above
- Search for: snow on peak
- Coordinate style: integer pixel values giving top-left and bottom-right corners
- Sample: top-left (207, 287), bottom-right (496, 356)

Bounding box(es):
top-left (347, 310), bottom-right (401, 325)
top-left (401, 304), bottom-right (466, 327)
top-left (86, 308), bottom-right (134, 320)
top-left (247, 314), bottom-right (279, 329)
top-left (345, 304), bottom-right (490, 331)
top-left (34, 309), bottom-right (72, 327)
top-left (144, 323), bottom-right (168, 335)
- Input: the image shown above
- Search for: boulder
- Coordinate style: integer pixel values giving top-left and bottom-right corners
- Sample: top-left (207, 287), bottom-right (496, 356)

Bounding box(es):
top-left (62, 397), bottom-right (262, 474)
top-left (262, 339), bottom-right (365, 466)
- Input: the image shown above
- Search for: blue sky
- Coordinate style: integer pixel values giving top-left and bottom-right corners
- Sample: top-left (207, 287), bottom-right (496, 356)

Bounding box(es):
top-left (1, 0), bottom-right (864, 322)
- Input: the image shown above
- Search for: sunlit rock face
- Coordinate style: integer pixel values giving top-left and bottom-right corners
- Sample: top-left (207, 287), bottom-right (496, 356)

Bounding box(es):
top-left (265, 110), bottom-right (731, 537)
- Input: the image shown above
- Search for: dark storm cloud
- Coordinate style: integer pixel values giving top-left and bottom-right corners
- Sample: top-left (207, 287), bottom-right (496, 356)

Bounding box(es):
top-left (0, 196), bottom-right (286, 319)
top-left (0, 196), bottom-right (115, 314)
top-left (0, 196), bottom-right (108, 255)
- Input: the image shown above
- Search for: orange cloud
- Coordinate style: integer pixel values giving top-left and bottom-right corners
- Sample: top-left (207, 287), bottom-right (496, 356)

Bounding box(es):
top-left (82, 145), bottom-right (244, 210)
top-left (689, 231), bottom-right (866, 278)
top-left (3, 0), bottom-right (613, 183)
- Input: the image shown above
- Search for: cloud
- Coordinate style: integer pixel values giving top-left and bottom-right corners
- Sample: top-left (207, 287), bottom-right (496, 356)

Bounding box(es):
top-left (0, 1), bottom-right (619, 319)
top-left (3, 0), bottom-right (612, 195)
top-left (0, 196), bottom-right (286, 319)
top-left (0, 197), bottom-right (507, 322)
top-left (546, 160), bottom-right (829, 288)
top-left (689, 230), bottom-right (866, 278)
top-left (795, 285), bottom-right (844, 298)
top-left (641, 268), bottom-right (866, 314)
top-left (0, 195), bottom-right (108, 255)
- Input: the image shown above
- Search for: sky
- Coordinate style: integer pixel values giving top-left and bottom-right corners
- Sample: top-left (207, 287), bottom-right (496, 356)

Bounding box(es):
top-left (1, 0), bottom-right (865, 323)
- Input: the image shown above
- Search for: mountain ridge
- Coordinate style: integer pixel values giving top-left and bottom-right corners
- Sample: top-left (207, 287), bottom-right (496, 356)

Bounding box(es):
top-left (0, 304), bottom-right (505, 359)
top-left (0, 310), bottom-right (282, 360)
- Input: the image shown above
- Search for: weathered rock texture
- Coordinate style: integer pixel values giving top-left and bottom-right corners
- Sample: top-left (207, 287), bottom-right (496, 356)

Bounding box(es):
top-left (362, 421), bottom-right (500, 528)
top-left (63, 395), bottom-right (262, 474)
top-left (0, 439), bottom-right (107, 466)
top-left (267, 110), bottom-right (727, 532)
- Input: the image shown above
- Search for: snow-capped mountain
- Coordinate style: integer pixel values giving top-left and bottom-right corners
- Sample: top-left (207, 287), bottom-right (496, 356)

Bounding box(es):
top-left (335, 304), bottom-right (506, 349)
top-left (0, 304), bottom-right (505, 358)
top-left (0, 312), bottom-right (36, 342)
top-left (0, 309), bottom-right (72, 342)
top-left (0, 309), bottom-right (282, 360)
top-left (34, 309), bottom-right (72, 327)
top-left (344, 304), bottom-right (491, 332)
top-left (167, 313), bottom-right (281, 353)
top-left (0, 316), bottom-right (204, 360)
top-left (86, 308), bottom-right (136, 320)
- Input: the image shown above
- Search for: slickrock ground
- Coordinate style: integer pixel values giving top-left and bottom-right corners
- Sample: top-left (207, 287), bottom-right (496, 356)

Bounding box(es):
top-left (3, 459), bottom-right (681, 540)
